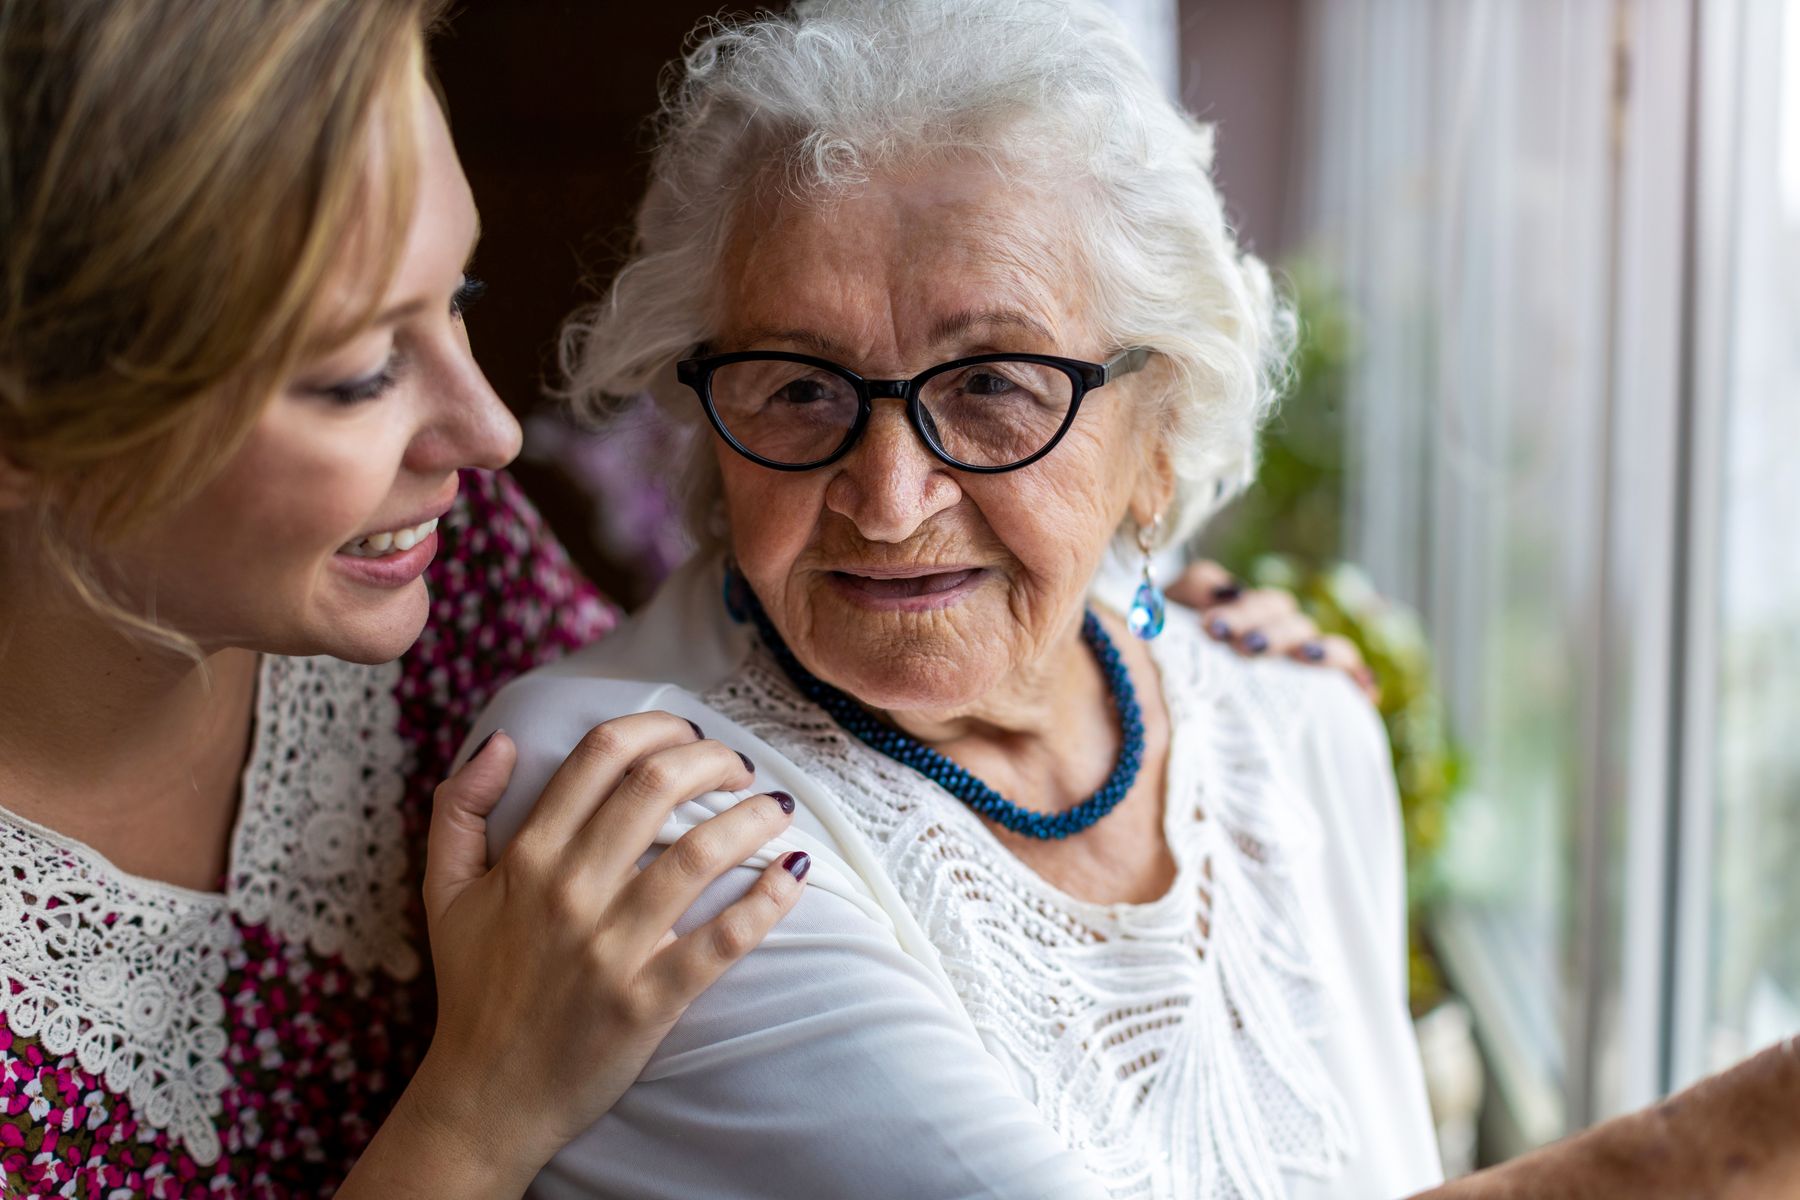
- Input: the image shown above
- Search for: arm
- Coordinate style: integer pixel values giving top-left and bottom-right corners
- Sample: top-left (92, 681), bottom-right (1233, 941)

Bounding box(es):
top-left (337, 718), bottom-right (808, 1200)
top-left (455, 674), bottom-right (1106, 1200)
top-left (529, 858), bottom-right (1111, 1200)
top-left (1412, 1038), bottom-right (1800, 1199)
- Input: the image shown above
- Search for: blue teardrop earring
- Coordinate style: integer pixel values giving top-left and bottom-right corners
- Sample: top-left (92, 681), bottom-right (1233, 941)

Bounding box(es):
top-left (1127, 513), bottom-right (1167, 640)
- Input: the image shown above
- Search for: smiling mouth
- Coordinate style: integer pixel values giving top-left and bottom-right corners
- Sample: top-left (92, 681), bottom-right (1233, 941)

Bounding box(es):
top-left (338, 516), bottom-right (439, 558)
top-left (830, 567), bottom-right (982, 600)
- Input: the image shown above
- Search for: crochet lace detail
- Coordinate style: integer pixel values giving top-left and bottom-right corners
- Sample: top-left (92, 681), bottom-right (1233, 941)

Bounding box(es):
top-left (0, 654), bottom-right (415, 1167)
top-left (229, 655), bottom-right (419, 981)
top-left (702, 613), bottom-right (1353, 1200)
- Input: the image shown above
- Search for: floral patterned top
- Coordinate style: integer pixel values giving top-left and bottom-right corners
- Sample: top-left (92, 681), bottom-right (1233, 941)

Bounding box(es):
top-left (0, 470), bottom-right (615, 1199)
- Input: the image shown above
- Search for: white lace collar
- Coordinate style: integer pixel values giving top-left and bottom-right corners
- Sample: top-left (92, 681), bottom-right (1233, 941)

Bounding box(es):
top-left (0, 653), bottom-right (417, 1166)
top-left (703, 611), bottom-right (1354, 1200)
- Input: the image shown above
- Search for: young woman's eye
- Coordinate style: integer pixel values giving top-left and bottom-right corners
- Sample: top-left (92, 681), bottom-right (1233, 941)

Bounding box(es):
top-left (319, 358), bottom-right (401, 406)
top-left (450, 274), bottom-right (487, 321)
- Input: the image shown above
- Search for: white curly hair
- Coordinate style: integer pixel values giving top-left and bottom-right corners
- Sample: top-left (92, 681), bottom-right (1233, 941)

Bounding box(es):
top-left (559, 0), bottom-right (1291, 550)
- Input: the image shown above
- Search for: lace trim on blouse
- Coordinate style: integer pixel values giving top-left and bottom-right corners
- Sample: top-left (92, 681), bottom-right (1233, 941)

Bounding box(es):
top-left (702, 614), bottom-right (1354, 1200)
top-left (0, 654), bottom-right (416, 1167)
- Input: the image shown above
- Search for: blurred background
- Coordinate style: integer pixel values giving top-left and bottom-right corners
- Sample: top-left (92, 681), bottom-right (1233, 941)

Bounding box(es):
top-left (431, 0), bottom-right (1800, 1176)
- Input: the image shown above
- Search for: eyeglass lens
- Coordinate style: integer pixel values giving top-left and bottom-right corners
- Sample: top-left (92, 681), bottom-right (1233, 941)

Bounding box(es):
top-left (706, 358), bottom-right (1076, 468)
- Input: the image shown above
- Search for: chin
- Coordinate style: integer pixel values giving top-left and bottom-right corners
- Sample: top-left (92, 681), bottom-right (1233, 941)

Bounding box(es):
top-left (308, 584), bottom-right (432, 665)
top-left (811, 645), bottom-right (996, 715)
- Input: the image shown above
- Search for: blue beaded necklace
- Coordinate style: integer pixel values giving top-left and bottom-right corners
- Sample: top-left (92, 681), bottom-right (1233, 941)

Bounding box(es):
top-left (726, 569), bottom-right (1146, 840)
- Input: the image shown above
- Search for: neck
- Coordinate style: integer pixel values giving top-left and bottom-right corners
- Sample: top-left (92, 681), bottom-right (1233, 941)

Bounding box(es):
top-left (0, 577), bottom-right (259, 887)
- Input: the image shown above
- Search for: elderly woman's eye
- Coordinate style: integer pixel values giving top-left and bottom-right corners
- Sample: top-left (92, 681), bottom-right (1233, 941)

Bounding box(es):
top-left (963, 370), bottom-right (1019, 397)
top-left (773, 378), bottom-right (835, 406)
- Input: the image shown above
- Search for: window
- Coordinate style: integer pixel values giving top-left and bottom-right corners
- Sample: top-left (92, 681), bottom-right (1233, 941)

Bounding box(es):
top-left (1291, 0), bottom-right (1800, 1152)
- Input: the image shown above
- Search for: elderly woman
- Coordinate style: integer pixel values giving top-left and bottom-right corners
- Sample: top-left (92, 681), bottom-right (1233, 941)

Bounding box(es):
top-left (473, 1), bottom-right (1440, 1196)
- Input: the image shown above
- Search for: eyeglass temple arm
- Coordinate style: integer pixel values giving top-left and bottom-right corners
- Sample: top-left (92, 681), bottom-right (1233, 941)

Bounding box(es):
top-left (1100, 347), bottom-right (1152, 384)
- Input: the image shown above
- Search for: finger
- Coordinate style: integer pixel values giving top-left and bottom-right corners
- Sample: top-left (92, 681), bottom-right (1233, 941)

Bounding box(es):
top-left (1231, 610), bottom-right (1319, 658)
top-left (509, 711), bottom-right (704, 858)
top-left (1165, 559), bottom-right (1241, 610)
top-left (424, 730), bottom-right (517, 925)
top-left (566, 737), bottom-right (758, 892)
top-left (1302, 634), bottom-right (1380, 703)
top-left (644, 851), bottom-right (810, 1003)
top-left (1199, 588), bottom-right (1299, 644)
top-left (611, 791), bottom-right (797, 957)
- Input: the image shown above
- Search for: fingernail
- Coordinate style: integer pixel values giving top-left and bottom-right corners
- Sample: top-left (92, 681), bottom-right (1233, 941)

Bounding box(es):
top-left (1210, 582), bottom-right (1243, 603)
top-left (687, 719), bottom-right (705, 740)
top-left (770, 790), bottom-right (796, 815)
top-left (781, 850), bottom-right (811, 881)
top-left (1243, 630), bottom-right (1269, 655)
top-left (471, 729), bottom-right (500, 759)
top-left (1300, 640), bottom-right (1326, 662)
top-left (738, 751), bottom-right (756, 776)
top-left (1207, 618), bottom-right (1232, 640)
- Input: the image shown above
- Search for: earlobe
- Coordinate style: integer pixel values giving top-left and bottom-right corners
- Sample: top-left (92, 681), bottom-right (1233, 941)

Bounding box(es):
top-left (1129, 441), bottom-right (1178, 533)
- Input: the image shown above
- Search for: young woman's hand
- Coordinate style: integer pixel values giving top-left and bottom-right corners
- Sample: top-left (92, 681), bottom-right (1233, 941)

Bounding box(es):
top-left (340, 714), bottom-right (806, 1198)
top-left (1168, 559), bottom-right (1379, 703)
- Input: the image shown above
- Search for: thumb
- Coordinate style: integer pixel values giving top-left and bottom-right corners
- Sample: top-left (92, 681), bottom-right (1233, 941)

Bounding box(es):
top-left (424, 729), bottom-right (516, 924)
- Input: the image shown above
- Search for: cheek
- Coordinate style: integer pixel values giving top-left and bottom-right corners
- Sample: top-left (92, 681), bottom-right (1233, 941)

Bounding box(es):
top-left (718, 452), bottom-right (823, 583)
top-left (210, 414), bottom-right (398, 559)
top-left (133, 405), bottom-right (410, 626)
top-left (979, 427), bottom-right (1136, 581)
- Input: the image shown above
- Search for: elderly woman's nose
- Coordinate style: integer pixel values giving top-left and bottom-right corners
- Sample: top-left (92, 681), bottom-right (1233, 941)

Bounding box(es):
top-left (823, 404), bottom-right (961, 541)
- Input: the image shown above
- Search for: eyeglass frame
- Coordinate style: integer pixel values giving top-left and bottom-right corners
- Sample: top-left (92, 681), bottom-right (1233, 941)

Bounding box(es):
top-left (675, 346), bottom-right (1154, 474)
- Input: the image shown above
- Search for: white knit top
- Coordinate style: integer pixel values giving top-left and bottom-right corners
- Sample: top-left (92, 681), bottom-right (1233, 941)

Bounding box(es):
top-left (472, 555), bottom-right (1443, 1200)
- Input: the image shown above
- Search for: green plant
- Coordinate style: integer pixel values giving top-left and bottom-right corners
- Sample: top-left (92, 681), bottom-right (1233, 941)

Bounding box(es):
top-left (1202, 265), bottom-right (1466, 1013)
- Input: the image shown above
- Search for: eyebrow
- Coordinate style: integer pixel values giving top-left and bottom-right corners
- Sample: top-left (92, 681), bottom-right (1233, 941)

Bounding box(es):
top-left (927, 308), bottom-right (1056, 347)
top-left (729, 308), bottom-right (1057, 359)
top-left (730, 327), bottom-right (851, 357)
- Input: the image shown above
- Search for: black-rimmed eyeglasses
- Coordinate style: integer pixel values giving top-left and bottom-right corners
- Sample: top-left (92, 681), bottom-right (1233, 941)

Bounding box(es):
top-left (675, 348), bottom-right (1152, 473)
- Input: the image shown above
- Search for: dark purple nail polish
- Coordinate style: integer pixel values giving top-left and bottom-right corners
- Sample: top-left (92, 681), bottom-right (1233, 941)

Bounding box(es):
top-left (770, 790), bottom-right (796, 815)
top-left (1301, 640), bottom-right (1326, 662)
top-left (471, 729), bottom-right (500, 759)
top-left (1243, 630), bottom-right (1269, 655)
top-left (686, 719), bottom-right (705, 740)
top-left (1210, 582), bottom-right (1243, 603)
top-left (781, 850), bottom-right (811, 881)
top-left (738, 751), bottom-right (756, 775)
top-left (1208, 618), bottom-right (1232, 640)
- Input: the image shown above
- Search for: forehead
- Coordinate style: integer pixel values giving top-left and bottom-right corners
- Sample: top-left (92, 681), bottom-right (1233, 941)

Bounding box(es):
top-left (716, 159), bottom-right (1091, 351)
top-left (307, 72), bottom-right (477, 347)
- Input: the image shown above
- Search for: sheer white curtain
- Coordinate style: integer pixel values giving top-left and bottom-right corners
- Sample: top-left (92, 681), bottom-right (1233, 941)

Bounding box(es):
top-left (1286, 0), bottom-right (1800, 1155)
top-left (1291, 3), bottom-right (1619, 1145)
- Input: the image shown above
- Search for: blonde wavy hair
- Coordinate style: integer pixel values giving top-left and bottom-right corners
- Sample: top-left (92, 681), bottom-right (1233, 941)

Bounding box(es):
top-left (0, 0), bottom-right (446, 652)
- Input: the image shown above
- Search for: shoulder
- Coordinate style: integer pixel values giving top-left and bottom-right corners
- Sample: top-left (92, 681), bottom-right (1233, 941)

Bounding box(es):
top-left (1157, 604), bottom-right (1390, 786)
top-left (399, 469), bottom-right (617, 777)
top-left (1156, 606), bottom-right (1400, 887)
top-left (461, 550), bottom-right (757, 827)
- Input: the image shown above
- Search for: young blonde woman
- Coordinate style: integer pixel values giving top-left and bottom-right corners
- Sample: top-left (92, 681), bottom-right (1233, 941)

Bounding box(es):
top-left (0, 2), bottom-right (1344, 1196)
top-left (0, 1), bottom-right (824, 1194)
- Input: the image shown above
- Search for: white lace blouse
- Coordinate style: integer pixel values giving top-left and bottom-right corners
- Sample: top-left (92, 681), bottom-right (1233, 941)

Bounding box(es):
top-left (472, 555), bottom-right (1443, 1200)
